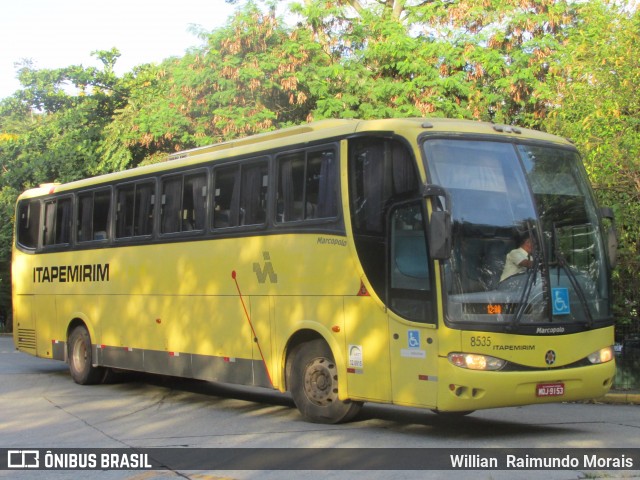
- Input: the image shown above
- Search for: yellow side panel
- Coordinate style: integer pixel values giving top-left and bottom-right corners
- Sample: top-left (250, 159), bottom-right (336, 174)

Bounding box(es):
top-left (388, 318), bottom-right (439, 408)
top-left (164, 297), bottom-right (253, 359)
top-left (343, 296), bottom-right (392, 402)
top-left (99, 296), bottom-right (163, 350)
top-left (33, 295), bottom-right (56, 358)
top-left (14, 292), bottom-right (57, 358)
top-left (273, 295), bottom-right (346, 387)
top-left (13, 294), bottom-right (36, 355)
top-left (249, 296), bottom-right (276, 386)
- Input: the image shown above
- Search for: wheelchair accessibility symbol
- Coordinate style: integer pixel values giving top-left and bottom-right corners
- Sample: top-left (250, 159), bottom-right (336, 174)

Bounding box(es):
top-left (408, 330), bottom-right (420, 349)
top-left (552, 288), bottom-right (570, 315)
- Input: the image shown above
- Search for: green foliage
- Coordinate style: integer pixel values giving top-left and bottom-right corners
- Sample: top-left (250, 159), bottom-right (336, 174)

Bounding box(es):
top-left (290, 0), bottom-right (578, 124)
top-left (543, 1), bottom-right (640, 326)
top-left (100, 2), bottom-right (326, 163)
top-left (0, 49), bottom-right (129, 324)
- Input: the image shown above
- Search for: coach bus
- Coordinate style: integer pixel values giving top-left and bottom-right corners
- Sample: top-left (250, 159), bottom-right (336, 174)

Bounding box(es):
top-left (12, 118), bottom-right (617, 423)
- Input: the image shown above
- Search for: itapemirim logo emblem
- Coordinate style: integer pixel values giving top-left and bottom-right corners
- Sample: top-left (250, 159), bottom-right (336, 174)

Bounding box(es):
top-left (253, 251), bottom-right (278, 284)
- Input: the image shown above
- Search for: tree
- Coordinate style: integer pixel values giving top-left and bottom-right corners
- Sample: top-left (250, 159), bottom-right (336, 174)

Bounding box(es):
top-left (291, 0), bottom-right (579, 125)
top-left (543, 1), bottom-right (640, 327)
top-left (0, 49), bottom-right (129, 325)
top-left (101, 1), bottom-right (326, 166)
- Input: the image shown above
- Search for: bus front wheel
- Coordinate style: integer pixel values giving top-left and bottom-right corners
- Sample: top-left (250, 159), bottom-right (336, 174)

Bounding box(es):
top-left (68, 325), bottom-right (105, 385)
top-left (289, 339), bottom-right (362, 424)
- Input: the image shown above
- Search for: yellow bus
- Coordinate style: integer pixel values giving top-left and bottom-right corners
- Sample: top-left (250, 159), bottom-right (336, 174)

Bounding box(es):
top-left (12, 118), bottom-right (617, 423)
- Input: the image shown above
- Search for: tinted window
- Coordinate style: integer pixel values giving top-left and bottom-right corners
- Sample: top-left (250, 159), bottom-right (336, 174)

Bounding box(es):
top-left (116, 181), bottom-right (155, 238)
top-left (349, 139), bottom-right (417, 234)
top-left (348, 137), bottom-right (419, 297)
top-left (17, 200), bottom-right (41, 249)
top-left (389, 202), bottom-right (433, 322)
top-left (161, 171), bottom-right (207, 234)
top-left (277, 148), bottom-right (338, 222)
top-left (43, 197), bottom-right (72, 246)
top-left (213, 160), bottom-right (268, 228)
top-left (77, 189), bottom-right (111, 242)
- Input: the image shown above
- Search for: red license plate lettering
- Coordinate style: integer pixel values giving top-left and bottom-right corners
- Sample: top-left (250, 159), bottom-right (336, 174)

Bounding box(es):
top-left (536, 383), bottom-right (565, 397)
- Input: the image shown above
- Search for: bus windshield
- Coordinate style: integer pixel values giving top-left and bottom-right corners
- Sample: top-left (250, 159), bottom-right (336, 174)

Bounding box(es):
top-left (423, 138), bottom-right (610, 331)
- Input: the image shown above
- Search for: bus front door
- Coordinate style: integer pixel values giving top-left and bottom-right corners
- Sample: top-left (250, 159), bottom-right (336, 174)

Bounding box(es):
top-left (388, 319), bottom-right (439, 408)
top-left (387, 201), bottom-right (439, 408)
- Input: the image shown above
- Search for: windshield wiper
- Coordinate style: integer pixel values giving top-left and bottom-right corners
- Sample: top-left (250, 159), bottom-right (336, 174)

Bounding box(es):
top-left (509, 250), bottom-right (540, 330)
top-left (553, 239), bottom-right (594, 329)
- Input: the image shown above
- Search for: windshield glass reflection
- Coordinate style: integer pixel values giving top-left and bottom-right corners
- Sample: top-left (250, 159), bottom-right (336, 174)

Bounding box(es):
top-left (424, 139), bottom-right (610, 330)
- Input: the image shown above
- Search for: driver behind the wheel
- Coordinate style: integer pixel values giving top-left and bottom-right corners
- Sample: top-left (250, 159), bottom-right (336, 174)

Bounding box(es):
top-left (499, 236), bottom-right (534, 282)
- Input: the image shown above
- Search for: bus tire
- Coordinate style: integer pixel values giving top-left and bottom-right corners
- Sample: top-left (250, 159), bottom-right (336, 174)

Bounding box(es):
top-left (68, 325), bottom-right (104, 385)
top-left (290, 339), bottom-right (362, 424)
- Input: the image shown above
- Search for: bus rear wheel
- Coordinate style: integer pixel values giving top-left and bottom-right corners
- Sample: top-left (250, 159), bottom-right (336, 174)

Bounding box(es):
top-left (289, 339), bottom-right (362, 424)
top-left (68, 325), bottom-right (105, 385)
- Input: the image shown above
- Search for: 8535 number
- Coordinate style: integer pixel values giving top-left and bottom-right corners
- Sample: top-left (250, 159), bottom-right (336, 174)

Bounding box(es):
top-left (469, 336), bottom-right (492, 347)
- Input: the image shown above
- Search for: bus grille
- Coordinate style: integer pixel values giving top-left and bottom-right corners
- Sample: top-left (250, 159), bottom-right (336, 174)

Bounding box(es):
top-left (17, 328), bottom-right (36, 352)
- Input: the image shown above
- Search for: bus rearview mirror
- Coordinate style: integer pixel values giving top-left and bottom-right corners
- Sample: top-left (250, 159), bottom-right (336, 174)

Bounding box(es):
top-left (429, 210), bottom-right (452, 260)
top-left (422, 184), bottom-right (452, 261)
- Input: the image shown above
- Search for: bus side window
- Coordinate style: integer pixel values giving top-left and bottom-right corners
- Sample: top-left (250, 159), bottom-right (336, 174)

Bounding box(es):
top-left (43, 197), bottom-right (72, 247)
top-left (93, 190), bottom-right (111, 240)
top-left (213, 160), bottom-right (267, 229)
top-left (17, 200), bottom-right (41, 249)
top-left (213, 165), bottom-right (239, 228)
top-left (77, 189), bottom-right (111, 242)
top-left (161, 172), bottom-right (207, 234)
top-left (184, 173), bottom-right (207, 231)
top-left (309, 149), bottom-right (337, 218)
top-left (116, 185), bottom-right (134, 237)
top-left (135, 182), bottom-right (155, 236)
top-left (240, 162), bottom-right (268, 226)
top-left (277, 147), bottom-right (337, 222)
top-left (161, 176), bottom-right (183, 233)
top-left (116, 181), bottom-right (155, 238)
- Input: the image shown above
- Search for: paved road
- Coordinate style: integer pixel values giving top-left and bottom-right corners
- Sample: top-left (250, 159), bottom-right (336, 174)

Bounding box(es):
top-left (0, 335), bottom-right (639, 480)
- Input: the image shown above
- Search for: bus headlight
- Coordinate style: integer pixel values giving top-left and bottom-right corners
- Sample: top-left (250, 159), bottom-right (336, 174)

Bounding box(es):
top-left (448, 353), bottom-right (506, 371)
top-left (587, 346), bottom-right (614, 364)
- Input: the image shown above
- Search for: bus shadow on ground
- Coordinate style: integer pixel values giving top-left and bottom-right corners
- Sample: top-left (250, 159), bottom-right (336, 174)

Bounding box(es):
top-left (355, 403), bottom-right (570, 440)
top-left (98, 370), bottom-right (579, 440)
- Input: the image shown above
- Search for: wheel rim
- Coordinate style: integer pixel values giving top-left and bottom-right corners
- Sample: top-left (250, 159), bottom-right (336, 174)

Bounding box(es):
top-left (303, 357), bottom-right (338, 406)
top-left (71, 338), bottom-right (86, 371)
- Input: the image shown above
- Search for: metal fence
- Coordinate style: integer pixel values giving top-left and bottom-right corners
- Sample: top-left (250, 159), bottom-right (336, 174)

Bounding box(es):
top-left (615, 320), bottom-right (640, 391)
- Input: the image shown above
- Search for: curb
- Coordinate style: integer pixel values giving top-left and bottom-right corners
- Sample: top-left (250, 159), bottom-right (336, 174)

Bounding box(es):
top-left (601, 392), bottom-right (640, 405)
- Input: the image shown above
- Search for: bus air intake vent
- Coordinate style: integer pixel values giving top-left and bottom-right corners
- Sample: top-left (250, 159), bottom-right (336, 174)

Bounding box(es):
top-left (17, 328), bottom-right (36, 352)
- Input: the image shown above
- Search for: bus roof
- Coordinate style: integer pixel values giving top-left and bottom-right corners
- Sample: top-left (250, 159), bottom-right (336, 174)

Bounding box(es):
top-left (17, 118), bottom-right (572, 199)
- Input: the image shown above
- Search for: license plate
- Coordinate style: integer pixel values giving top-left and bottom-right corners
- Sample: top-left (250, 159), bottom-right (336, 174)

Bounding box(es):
top-left (536, 383), bottom-right (565, 397)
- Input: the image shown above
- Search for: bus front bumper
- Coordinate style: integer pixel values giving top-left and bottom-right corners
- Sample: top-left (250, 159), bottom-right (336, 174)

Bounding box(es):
top-left (435, 359), bottom-right (616, 412)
